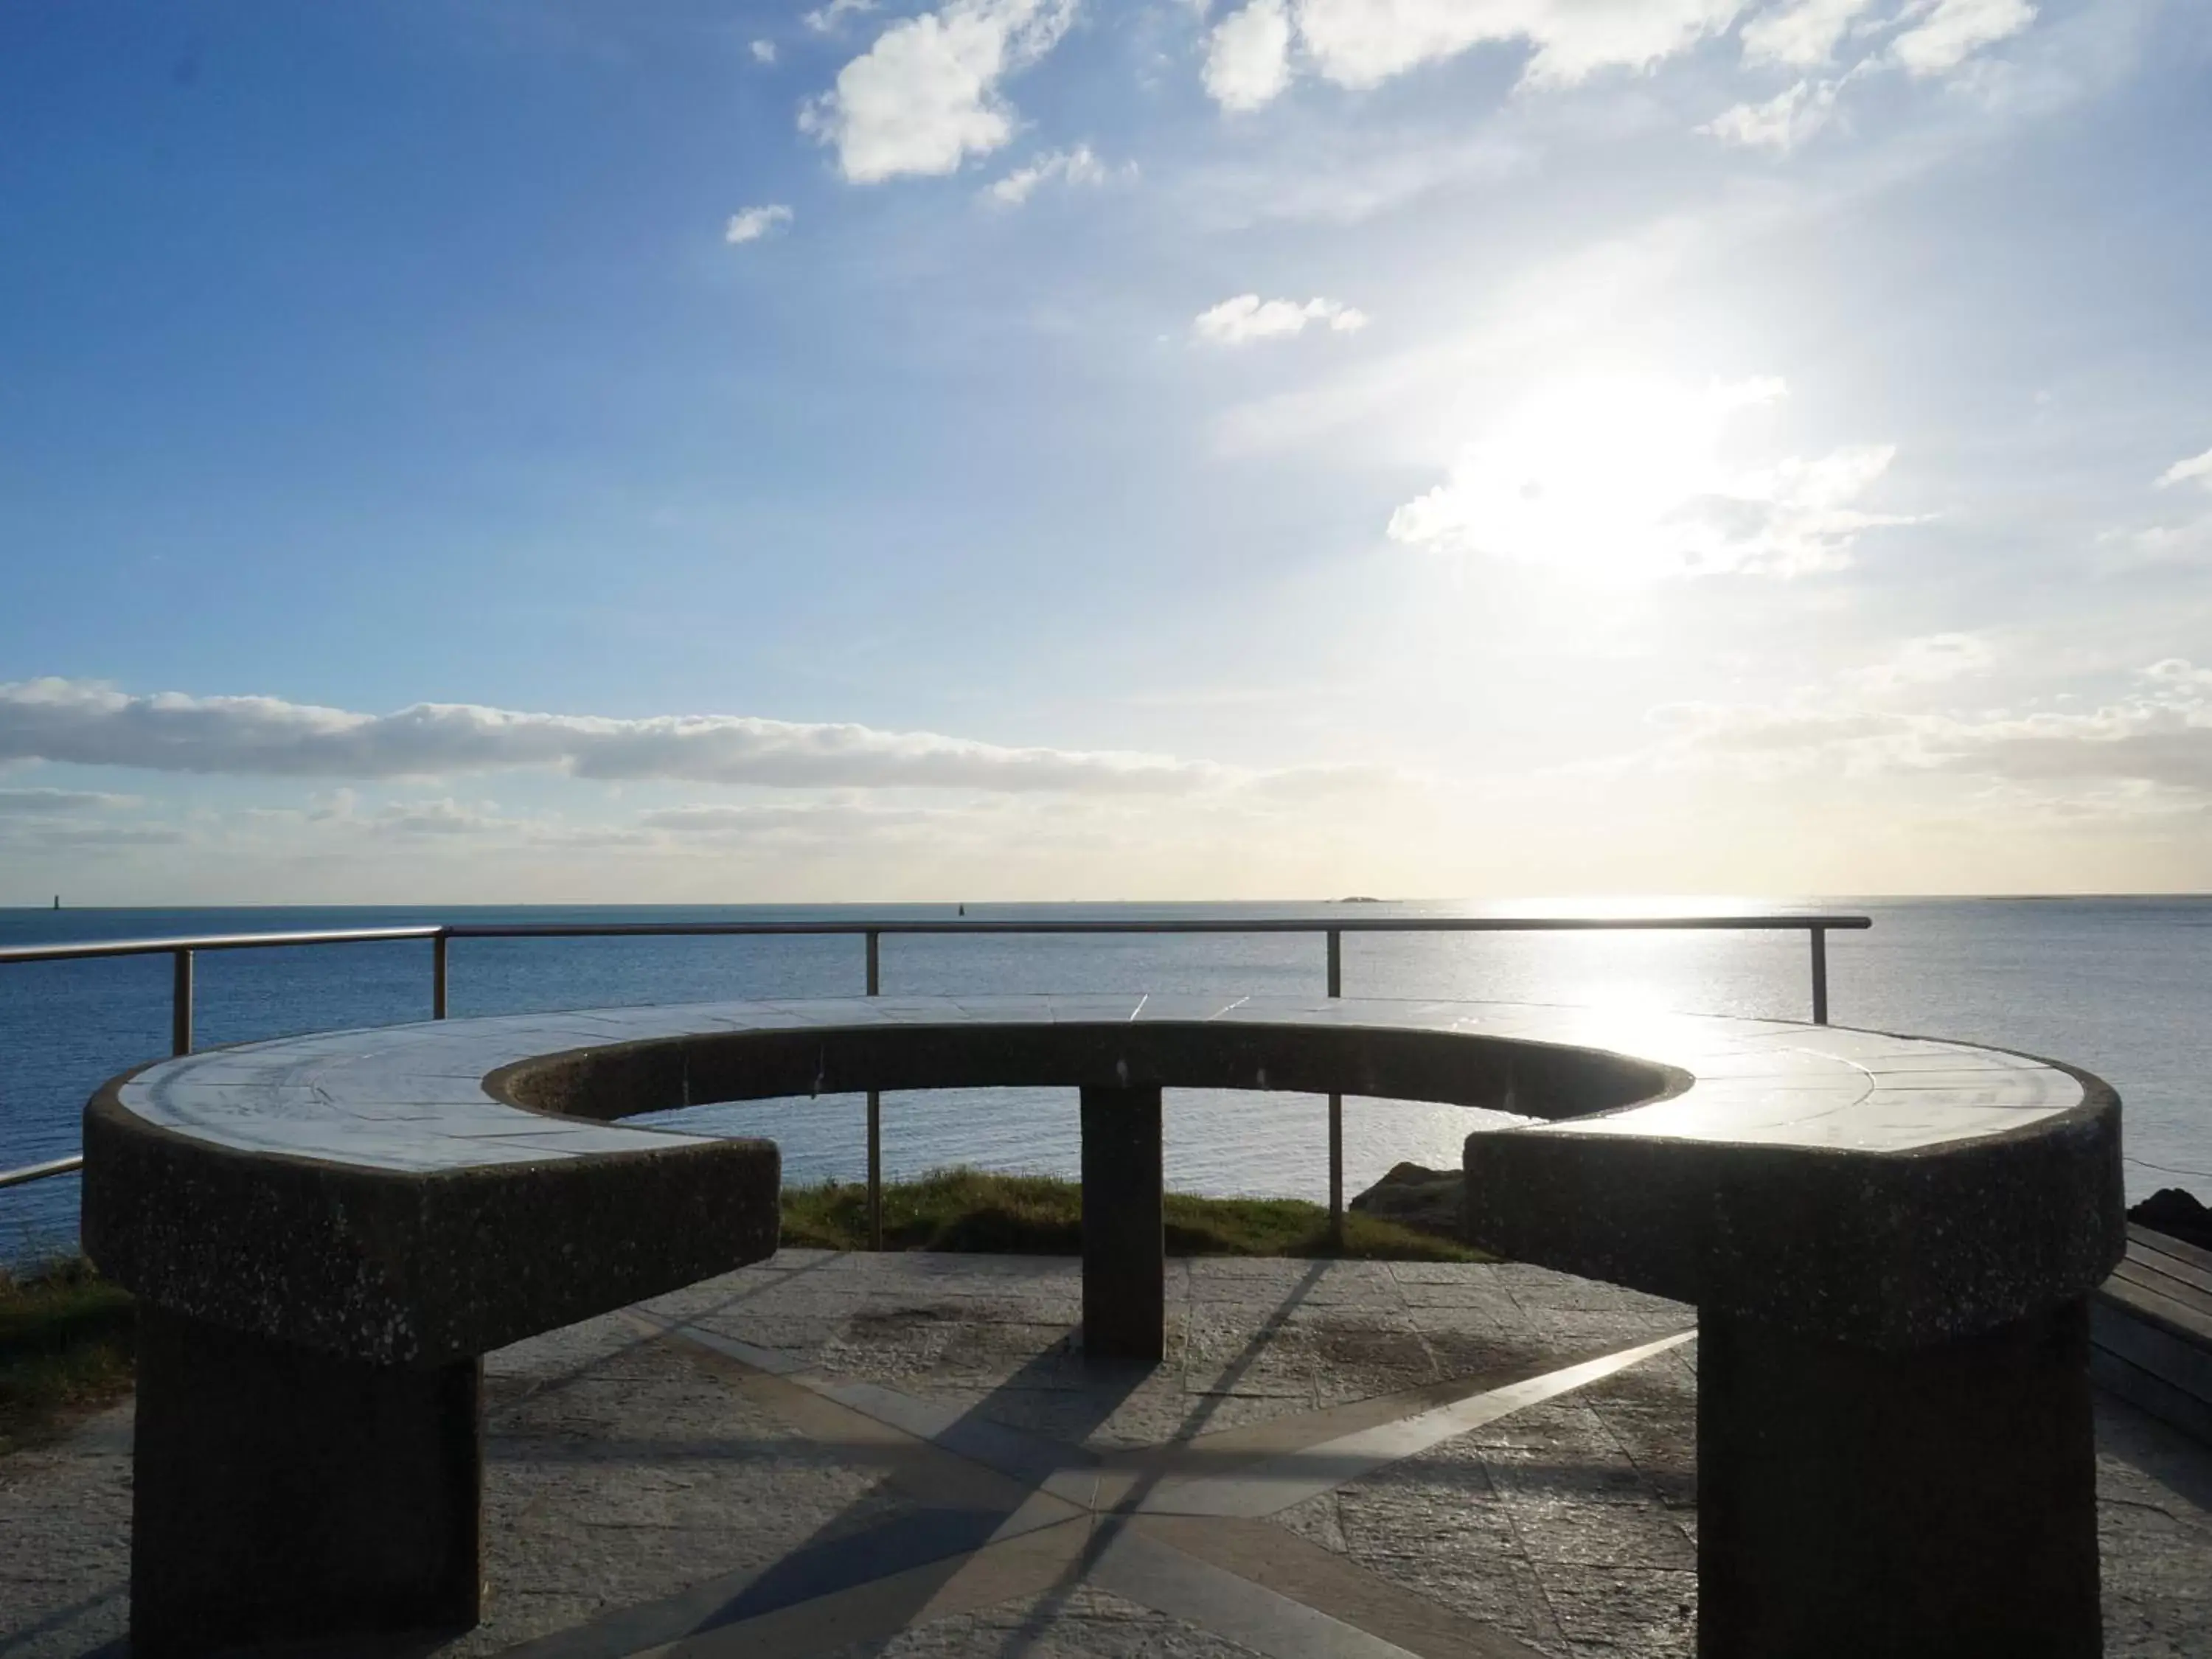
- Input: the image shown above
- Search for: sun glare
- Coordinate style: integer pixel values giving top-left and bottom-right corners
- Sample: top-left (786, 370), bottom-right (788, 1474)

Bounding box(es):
top-left (1388, 373), bottom-right (1866, 585)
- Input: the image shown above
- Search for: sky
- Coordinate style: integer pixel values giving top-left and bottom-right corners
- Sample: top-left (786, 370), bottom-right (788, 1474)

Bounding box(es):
top-left (3, 0), bottom-right (2211, 904)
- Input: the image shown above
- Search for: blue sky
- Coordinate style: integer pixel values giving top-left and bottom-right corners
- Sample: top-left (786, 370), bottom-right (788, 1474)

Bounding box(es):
top-left (3, 0), bottom-right (2210, 902)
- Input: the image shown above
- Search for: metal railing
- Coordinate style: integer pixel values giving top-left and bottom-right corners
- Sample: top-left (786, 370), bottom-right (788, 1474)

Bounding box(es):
top-left (0, 912), bottom-right (1868, 1241)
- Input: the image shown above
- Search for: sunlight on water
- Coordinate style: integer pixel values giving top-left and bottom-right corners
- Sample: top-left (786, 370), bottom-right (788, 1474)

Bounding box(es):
top-left (1562, 977), bottom-right (1680, 1018)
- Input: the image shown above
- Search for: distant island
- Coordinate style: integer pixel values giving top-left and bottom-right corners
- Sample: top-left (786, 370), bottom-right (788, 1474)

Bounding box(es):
top-left (1333, 895), bottom-right (1384, 903)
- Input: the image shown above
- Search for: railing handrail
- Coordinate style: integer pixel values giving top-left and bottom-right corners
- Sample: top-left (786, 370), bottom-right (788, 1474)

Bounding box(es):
top-left (0, 911), bottom-right (1868, 1209)
top-left (0, 925), bottom-right (447, 965)
top-left (0, 912), bottom-right (1868, 967)
top-left (0, 1152), bottom-right (83, 1190)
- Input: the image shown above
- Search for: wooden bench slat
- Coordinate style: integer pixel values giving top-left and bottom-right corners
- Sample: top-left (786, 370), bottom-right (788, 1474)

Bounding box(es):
top-left (2091, 1343), bottom-right (2212, 1444)
top-left (2111, 1255), bottom-right (2212, 1318)
top-left (2097, 1271), bottom-right (2212, 1353)
top-left (2126, 1222), bottom-right (2212, 1284)
top-left (2091, 1295), bottom-right (2212, 1413)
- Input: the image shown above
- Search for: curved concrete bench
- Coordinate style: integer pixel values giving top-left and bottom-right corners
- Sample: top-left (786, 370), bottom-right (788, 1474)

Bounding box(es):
top-left (86, 995), bottom-right (2121, 1658)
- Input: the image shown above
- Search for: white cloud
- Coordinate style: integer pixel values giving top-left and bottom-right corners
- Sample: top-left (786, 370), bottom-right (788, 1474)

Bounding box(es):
top-left (0, 786), bottom-right (141, 814)
top-left (800, 0), bottom-right (1076, 184)
top-left (2156, 445), bottom-right (2212, 493)
top-left (983, 143), bottom-right (1119, 206)
top-left (1193, 293), bottom-right (1370, 344)
top-left (724, 204), bottom-right (794, 243)
top-left (2093, 513), bottom-right (2212, 572)
top-left (0, 679), bottom-right (1402, 801)
top-left (1211, 0), bottom-right (1746, 109)
top-left (751, 38), bottom-right (778, 64)
top-left (0, 815), bottom-right (187, 849)
top-left (1891, 0), bottom-right (2035, 77)
top-left (1740, 0), bottom-right (1877, 66)
top-left (643, 803), bottom-right (834, 834)
top-left (804, 0), bottom-right (877, 34)
top-left (636, 801), bottom-right (941, 841)
top-left (1700, 78), bottom-right (1839, 150)
top-left (1204, 0), bottom-right (1294, 112)
top-left (1386, 375), bottom-right (1910, 580)
top-left (242, 771), bottom-right (1433, 905)
top-left (1178, 125), bottom-right (1532, 229)
top-left (373, 798), bottom-right (506, 837)
top-left (1885, 665), bottom-right (2212, 798)
top-left (1638, 660), bottom-right (2212, 811)
top-left (1646, 700), bottom-right (1913, 766)
top-left (1209, 217), bottom-right (1703, 455)
top-left (1850, 632), bottom-right (1997, 691)
top-left (2090, 448), bottom-right (2212, 571)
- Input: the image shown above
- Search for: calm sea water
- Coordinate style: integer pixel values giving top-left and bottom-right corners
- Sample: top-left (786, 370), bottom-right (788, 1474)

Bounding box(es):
top-left (3, 899), bottom-right (2206, 1265)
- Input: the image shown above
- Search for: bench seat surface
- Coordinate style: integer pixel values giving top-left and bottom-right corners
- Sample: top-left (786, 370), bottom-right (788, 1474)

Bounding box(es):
top-left (114, 995), bottom-right (2085, 1172)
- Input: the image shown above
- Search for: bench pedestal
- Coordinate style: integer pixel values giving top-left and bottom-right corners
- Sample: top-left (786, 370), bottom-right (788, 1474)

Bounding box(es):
top-left (1081, 1084), bottom-right (1164, 1361)
top-left (132, 1307), bottom-right (483, 1658)
top-left (1697, 1298), bottom-right (2099, 1658)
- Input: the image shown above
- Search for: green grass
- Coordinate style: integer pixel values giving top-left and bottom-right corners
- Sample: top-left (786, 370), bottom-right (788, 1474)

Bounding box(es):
top-left (0, 1172), bottom-right (1474, 1454)
top-left (0, 1256), bottom-right (135, 1455)
top-left (781, 1167), bottom-right (1484, 1262)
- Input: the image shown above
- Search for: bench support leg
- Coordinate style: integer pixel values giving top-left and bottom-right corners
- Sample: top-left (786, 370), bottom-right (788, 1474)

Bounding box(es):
top-left (1696, 1298), bottom-right (2100, 1658)
top-left (131, 1307), bottom-right (483, 1658)
top-left (1081, 1083), bottom-right (1164, 1361)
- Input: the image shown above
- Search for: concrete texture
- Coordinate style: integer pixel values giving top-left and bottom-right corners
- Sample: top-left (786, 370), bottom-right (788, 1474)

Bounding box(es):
top-left (4, 1251), bottom-right (2210, 1659)
top-left (81, 1079), bottom-right (782, 1368)
top-left (130, 1309), bottom-right (481, 1655)
top-left (1079, 1086), bottom-right (1164, 1362)
top-left (91, 995), bottom-right (2116, 1360)
top-left (1697, 1301), bottom-right (2100, 1656)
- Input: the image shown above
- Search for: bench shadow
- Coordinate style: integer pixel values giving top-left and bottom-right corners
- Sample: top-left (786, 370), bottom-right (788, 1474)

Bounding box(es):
top-left (481, 1252), bottom-right (843, 1425)
top-left (0, 1588), bottom-right (127, 1659)
top-left (127, 1260), bottom-right (1349, 1659)
top-left (486, 1277), bottom-right (1154, 1659)
top-left (976, 1260), bottom-right (1329, 1658)
top-left (2096, 1392), bottom-right (2212, 1517)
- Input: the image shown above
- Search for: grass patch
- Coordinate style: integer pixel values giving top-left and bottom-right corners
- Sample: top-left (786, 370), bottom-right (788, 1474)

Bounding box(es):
top-left (781, 1167), bottom-right (1484, 1262)
top-left (0, 1171), bottom-right (1473, 1455)
top-left (1, 1256), bottom-right (135, 1455)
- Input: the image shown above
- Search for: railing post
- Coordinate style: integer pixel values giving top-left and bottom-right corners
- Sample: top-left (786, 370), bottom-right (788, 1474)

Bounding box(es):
top-left (1326, 929), bottom-right (1343, 1246)
top-left (866, 929), bottom-right (882, 1251)
top-left (432, 933), bottom-right (449, 1020)
top-left (1809, 926), bottom-right (1829, 1026)
top-left (171, 949), bottom-right (193, 1057)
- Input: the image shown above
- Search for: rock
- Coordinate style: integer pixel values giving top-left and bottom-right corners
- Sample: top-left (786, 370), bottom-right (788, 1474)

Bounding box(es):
top-left (1349, 1161), bottom-right (1462, 1241)
top-left (2129, 1187), bottom-right (2212, 1253)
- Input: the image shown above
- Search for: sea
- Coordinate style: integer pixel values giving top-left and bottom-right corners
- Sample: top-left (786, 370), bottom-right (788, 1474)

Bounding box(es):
top-left (3, 898), bottom-right (2207, 1267)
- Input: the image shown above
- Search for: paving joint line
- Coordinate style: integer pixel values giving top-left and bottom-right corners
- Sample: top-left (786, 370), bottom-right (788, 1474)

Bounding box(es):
top-left (580, 1304), bottom-right (1690, 1659)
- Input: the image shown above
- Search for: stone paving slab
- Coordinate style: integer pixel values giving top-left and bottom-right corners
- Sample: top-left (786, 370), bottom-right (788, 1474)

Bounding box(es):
top-left (2, 1253), bottom-right (2209, 1659)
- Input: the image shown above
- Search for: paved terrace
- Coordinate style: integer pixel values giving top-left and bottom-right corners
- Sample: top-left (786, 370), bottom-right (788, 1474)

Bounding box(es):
top-left (6, 1250), bottom-right (2210, 1659)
